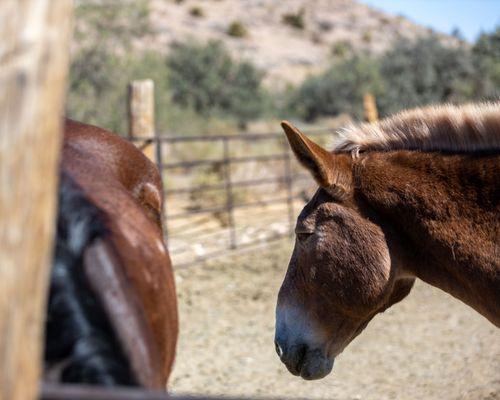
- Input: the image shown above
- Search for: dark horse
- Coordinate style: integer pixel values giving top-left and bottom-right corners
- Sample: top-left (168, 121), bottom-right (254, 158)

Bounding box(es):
top-left (275, 103), bottom-right (499, 380)
top-left (44, 120), bottom-right (178, 389)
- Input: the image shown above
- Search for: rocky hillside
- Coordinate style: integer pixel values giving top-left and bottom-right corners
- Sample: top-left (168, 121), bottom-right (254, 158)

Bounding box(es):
top-left (142, 0), bottom-right (456, 88)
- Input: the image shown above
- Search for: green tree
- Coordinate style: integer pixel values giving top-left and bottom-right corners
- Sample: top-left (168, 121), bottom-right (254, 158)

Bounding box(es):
top-left (66, 1), bottom-right (152, 133)
top-left (167, 40), bottom-right (266, 127)
top-left (291, 56), bottom-right (384, 121)
top-left (472, 26), bottom-right (500, 100)
top-left (378, 37), bottom-right (475, 115)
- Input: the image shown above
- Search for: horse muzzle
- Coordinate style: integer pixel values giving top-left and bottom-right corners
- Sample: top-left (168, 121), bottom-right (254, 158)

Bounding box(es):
top-left (274, 337), bottom-right (334, 380)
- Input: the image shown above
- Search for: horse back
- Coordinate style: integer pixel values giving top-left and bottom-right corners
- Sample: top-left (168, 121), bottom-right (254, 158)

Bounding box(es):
top-left (59, 119), bottom-right (178, 388)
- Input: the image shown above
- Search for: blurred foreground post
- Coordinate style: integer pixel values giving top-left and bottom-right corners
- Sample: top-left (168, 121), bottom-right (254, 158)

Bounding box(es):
top-left (128, 80), bottom-right (156, 161)
top-left (363, 92), bottom-right (378, 123)
top-left (0, 1), bottom-right (72, 399)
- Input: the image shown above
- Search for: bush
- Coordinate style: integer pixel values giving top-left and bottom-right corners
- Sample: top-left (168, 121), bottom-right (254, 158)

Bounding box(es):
top-left (282, 9), bottom-right (305, 30)
top-left (318, 20), bottom-right (333, 32)
top-left (290, 56), bottom-right (385, 121)
top-left (67, 3), bottom-right (256, 136)
top-left (380, 16), bottom-right (391, 26)
top-left (68, 2), bottom-right (238, 136)
top-left (286, 32), bottom-right (497, 121)
top-left (227, 21), bottom-right (248, 38)
top-left (68, 50), bottom-right (173, 134)
top-left (331, 41), bottom-right (351, 58)
top-left (378, 37), bottom-right (476, 115)
top-left (189, 6), bottom-right (204, 18)
top-left (362, 30), bottom-right (372, 43)
top-left (472, 26), bottom-right (500, 100)
top-left (167, 40), bottom-right (267, 127)
top-left (67, 1), bottom-right (153, 133)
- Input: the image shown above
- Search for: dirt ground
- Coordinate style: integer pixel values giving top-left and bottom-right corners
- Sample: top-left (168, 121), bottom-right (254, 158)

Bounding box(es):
top-left (169, 239), bottom-right (500, 400)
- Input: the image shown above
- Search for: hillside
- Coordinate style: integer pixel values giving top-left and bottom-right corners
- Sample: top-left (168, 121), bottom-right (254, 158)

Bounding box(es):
top-left (70, 1), bottom-right (486, 134)
top-left (142, 0), bottom-right (457, 88)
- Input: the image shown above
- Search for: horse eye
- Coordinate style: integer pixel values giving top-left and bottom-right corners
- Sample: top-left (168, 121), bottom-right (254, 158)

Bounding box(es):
top-left (296, 232), bottom-right (313, 242)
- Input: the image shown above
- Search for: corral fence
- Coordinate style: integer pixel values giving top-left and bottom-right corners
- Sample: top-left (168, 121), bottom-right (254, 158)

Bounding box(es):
top-left (130, 128), bottom-right (334, 267)
top-left (126, 81), bottom-right (375, 268)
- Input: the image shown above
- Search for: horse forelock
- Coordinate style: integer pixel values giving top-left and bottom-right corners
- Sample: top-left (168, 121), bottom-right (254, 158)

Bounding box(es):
top-left (333, 102), bottom-right (500, 154)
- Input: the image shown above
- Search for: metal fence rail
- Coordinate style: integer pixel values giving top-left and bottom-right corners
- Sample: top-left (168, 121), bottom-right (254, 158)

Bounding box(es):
top-left (130, 129), bottom-right (333, 266)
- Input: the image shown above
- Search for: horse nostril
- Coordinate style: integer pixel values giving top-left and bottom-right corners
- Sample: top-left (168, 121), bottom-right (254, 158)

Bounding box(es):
top-left (275, 339), bottom-right (283, 358)
top-left (283, 343), bottom-right (308, 376)
top-left (295, 343), bottom-right (307, 371)
top-left (275, 340), bottom-right (309, 376)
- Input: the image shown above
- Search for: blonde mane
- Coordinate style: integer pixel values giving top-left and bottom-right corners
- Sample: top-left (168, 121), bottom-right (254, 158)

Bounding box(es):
top-left (333, 102), bottom-right (500, 154)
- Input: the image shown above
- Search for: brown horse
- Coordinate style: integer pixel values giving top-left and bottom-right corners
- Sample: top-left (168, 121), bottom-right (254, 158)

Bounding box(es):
top-left (44, 119), bottom-right (178, 389)
top-left (275, 103), bottom-right (500, 380)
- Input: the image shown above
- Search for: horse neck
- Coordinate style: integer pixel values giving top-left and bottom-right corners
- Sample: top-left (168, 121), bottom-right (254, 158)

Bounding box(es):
top-left (354, 150), bottom-right (500, 326)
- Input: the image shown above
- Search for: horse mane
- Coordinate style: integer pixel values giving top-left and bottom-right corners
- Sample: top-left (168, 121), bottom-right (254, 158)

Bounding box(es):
top-left (45, 173), bottom-right (136, 386)
top-left (333, 102), bottom-right (500, 154)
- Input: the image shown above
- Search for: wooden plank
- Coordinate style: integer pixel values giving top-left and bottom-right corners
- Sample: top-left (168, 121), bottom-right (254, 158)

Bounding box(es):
top-left (363, 92), bottom-right (378, 123)
top-left (40, 383), bottom-right (288, 400)
top-left (40, 383), bottom-right (171, 400)
top-left (0, 1), bottom-right (73, 399)
top-left (128, 79), bottom-right (156, 161)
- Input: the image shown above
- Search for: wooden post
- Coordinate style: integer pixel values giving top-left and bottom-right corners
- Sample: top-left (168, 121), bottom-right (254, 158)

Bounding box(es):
top-left (0, 2), bottom-right (73, 400)
top-left (128, 80), bottom-right (156, 161)
top-left (363, 92), bottom-right (378, 123)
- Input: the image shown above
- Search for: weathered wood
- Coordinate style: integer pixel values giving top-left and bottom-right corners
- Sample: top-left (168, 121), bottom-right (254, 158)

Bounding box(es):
top-left (128, 79), bottom-right (156, 161)
top-left (0, 2), bottom-right (73, 400)
top-left (40, 384), bottom-right (171, 400)
top-left (363, 92), bottom-right (378, 123)
top-left (40, 383), bottom-right (282, 400)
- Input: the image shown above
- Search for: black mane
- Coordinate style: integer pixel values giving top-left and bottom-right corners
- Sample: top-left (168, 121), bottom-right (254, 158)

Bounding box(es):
top-left (44, 173), bottom-right (136, 386)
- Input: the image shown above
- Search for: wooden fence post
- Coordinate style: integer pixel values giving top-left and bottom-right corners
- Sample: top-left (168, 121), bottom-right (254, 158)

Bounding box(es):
top-left (128, 79), bottom-right (156, 162)
top-left (0, 2), bottom-right (73, 399)
top-left (363, 92), bottom-right (378, 123)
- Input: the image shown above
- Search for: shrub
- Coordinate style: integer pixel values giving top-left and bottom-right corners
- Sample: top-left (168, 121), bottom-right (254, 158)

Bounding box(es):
top-left (68, 50), bottom-right (170, 134)
top-left (362, 30), bottom-right (372, 43)
top-left (378, 37), bottom-right (476, 115)
top-left (68, 3), bottom-right (258, 136)
top-left (380, 16), bottom-right (391, 26)
top-left (472, 26), bottom-right (500, 99)
top-left (67, 1), bottom-right (153, 133)
top-left (331, 40), bottom-right (351, 58)
top-left (290, 56), bottom-right (385, 121)
top-left (189, 6), bottom-right (204, 18)
top-left (227, 21), bottom-right (248, 38)
top-left (287, 33), bottom-right (492, 121)
top-left (167, 40), bottom-right (267, 127)
top-left (282, 8), bottom-right (305, 30)
top-left (318, 20), bottom-right (333, 32)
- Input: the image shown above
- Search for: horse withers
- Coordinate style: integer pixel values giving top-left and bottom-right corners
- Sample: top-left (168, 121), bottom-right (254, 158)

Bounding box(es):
top-left (275, 103), bottom-right (500, 380)
top-left (45, 120), bottom-right (178, 389)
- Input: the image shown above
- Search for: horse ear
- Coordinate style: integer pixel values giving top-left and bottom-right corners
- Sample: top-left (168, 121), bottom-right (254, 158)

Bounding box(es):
top-left (281, 121), bottom-right (351, 198)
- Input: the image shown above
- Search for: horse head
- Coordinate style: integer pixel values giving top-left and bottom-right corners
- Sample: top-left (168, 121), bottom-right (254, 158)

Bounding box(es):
top-left (275, 122), bottom-right (415, 380)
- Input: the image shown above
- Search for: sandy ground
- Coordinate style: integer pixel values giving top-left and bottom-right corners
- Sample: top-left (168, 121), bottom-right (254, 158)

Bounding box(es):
top-left (169, 239), bottom-right (499, 400)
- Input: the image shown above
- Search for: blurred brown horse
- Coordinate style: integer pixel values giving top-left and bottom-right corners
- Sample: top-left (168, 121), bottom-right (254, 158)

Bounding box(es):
top-left (45, 120), bottom-right (178, 389)
top-left (275, 103), bottom-right (500, 380)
